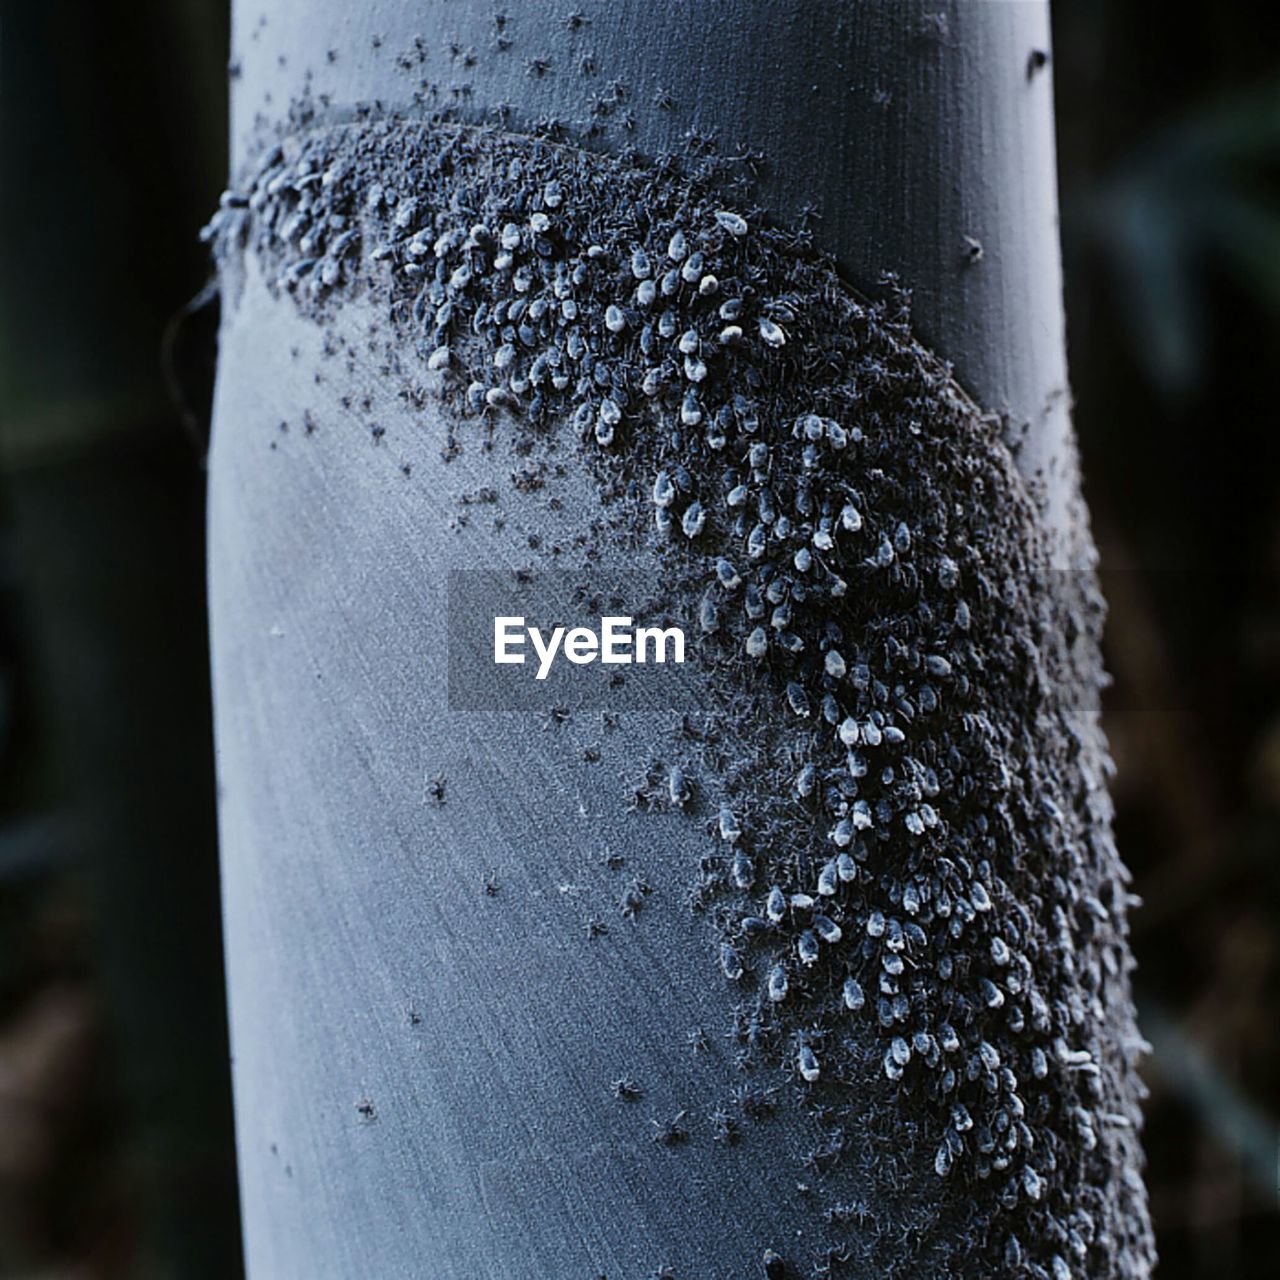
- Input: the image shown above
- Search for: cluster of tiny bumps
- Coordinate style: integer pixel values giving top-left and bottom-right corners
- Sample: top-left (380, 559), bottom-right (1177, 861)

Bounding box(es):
top-left (208, 119), bottom-right (1154, 1280)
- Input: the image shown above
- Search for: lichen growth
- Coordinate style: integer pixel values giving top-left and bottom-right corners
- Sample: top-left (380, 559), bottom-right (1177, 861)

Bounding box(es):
top-left (207, 118), bottom-right (1154, 1280)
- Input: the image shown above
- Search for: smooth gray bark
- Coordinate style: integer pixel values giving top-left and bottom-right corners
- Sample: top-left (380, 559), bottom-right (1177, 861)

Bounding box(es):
top-left (210, 4), bottom-right (1131, 1278)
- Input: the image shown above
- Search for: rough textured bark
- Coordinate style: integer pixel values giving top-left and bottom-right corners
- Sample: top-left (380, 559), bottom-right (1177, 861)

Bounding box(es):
top-left (208, 3), bottom-right (1152, 1278)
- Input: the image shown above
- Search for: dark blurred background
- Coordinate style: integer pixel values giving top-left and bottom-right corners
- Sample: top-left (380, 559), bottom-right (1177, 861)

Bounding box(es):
top-left (0, 2), bottom-right (1274, 1276)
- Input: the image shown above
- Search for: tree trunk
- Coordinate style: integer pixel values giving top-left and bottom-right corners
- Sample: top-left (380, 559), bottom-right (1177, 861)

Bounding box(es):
top-left (208, 3), bottom-right (1153, 1277)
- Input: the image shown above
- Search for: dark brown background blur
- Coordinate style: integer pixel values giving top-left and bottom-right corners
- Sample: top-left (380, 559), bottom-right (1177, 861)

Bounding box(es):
top-left (0, 2), bottom-right (1275, 1276)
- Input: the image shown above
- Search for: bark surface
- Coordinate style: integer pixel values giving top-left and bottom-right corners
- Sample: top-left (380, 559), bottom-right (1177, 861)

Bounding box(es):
top-left (208, 4), bottom-right (1153, 1278)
